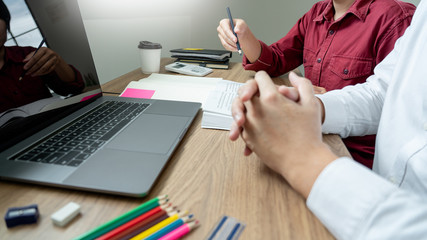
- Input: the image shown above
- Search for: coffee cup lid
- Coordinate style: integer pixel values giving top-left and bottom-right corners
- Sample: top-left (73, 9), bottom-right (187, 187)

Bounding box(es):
top-left (138, 41), bottom-right (162, 49)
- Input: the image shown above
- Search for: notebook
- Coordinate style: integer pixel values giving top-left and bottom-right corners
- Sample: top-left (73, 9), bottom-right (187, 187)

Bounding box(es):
top-left (0, 0), bottom-right (201, 197)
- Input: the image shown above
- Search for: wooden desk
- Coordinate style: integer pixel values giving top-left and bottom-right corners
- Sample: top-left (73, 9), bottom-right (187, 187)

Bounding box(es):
top-left (0, 58), bottom-right (349, 239)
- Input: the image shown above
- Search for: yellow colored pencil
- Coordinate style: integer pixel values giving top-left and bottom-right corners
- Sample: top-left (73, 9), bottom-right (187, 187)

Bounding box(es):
top-left (130, 210), bottom-right (188, 240)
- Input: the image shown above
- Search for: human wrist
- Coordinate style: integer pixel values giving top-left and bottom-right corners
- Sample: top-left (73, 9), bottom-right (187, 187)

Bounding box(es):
top-left (281, 143), bottom-right (337, 199)
top-left (241, 32), bottom-right (261, 63)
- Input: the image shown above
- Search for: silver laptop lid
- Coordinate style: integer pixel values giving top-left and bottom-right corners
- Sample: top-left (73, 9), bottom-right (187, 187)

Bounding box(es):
top-left (0, 0), bottom-right (103, 150)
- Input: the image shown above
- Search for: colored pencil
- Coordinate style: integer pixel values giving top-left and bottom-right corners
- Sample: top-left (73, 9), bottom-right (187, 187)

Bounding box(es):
top-left (144, 214), bottom-right (194, 240)
top-left (116, 210), bottom-right (172, 240)
top-left (73, 195), bottom-right (168, 240)
top-left (130, 211), bottom-right (187, 240)
top-left (95, 203), bottom-right (172, 240)
top-left (158, 220), bottom-right (200, 240)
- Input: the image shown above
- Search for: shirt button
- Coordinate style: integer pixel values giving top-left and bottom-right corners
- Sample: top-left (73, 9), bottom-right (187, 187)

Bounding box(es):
top-left (389, 177), bottom-right (397, 184)
top-left (424, 122), bottom-right (427, 131)
top-left (329, 30), bottom-right (335, 35)
top-left (317, 58), bottom-right (322, 63)
top-left (343, 69), bottom-right (349, 75)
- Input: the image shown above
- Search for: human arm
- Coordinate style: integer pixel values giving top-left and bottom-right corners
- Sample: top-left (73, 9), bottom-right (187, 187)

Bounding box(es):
top-left (217, 10), bottom-right (308, 77)
top-left (23, 47), bottom-right (84, 96)
top-left (234, 71), bottom-right (427, 240)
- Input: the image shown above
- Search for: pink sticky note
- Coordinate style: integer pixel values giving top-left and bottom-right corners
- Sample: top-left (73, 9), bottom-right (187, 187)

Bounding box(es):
top-left (80, 92), bottom-right (101, 102)
top-left (121, 88), bottom-right (155, 99)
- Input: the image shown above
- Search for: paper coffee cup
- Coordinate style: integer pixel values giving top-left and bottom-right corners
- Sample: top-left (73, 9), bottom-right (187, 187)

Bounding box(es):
top-left (138, 41), bottom-right (162, 74)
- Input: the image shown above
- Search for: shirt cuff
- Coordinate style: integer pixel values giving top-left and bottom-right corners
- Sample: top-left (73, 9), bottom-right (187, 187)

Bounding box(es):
top-left (307, 157), bottom-right (396, 240)
top-left (317, 92), bottom-right (347, 134)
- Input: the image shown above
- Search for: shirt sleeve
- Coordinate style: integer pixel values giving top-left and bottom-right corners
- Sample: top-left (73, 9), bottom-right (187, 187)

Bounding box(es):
top-left (307, 158), bottom-right (427, 240)
top-left (44, 64), bottom-right (85, 96)
top-left (242, 12), bottom-right (308, 77)
top-left (317, 34), bottom-right (404, 138)
top-left (374, 4), bottom-right (414, 65)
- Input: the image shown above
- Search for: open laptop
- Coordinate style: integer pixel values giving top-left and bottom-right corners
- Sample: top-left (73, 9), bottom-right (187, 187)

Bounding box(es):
top-left (0, 0), bottom-right (201, 197)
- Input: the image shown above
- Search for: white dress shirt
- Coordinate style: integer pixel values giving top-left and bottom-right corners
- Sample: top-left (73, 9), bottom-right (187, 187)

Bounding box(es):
top-left (308, 0), bottom-right (427, 239)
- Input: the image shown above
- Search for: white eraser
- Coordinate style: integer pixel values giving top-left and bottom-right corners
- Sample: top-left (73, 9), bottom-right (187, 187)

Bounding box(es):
top-left (51, 202), bottom-right (81, 227)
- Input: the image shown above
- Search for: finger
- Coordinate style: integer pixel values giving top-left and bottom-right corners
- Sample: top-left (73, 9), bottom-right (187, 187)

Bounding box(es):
top-left (240, 129), bottom-right (254, 156)
top-left (254, 71), bottom-right (278, 92)
top-left (231, 97), bottom-right (246, 127)
top-left (218, 33), bottom-right (238, 52)
top-left (253, 71), bottom-right (280, 98)
top-left (219, 19), bottom-right (237, 43)
top-left (278, 85), bottom-right (299, 102)
top-left (229, 122), bottom-right (241, 141)
top-left (243, 146), bottom-right (253, 156)
top-left (238, 79), bottom-right (259, 102)
top-left (313, 86), bottom-right (327, 94)
top-left (25, 48), bottom-right (50, 75)
top-left (23, 51), bottom-right (37, 70)
top-left (289, 71), bottom-right (316, 104)
top-left (32, 58), bottom-right (56, 76)
top-left (23, 52), bottom-right (34, 62)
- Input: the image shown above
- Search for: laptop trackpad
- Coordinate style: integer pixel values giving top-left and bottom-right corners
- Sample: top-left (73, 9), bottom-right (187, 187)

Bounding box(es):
top-left (105, 114), bottom-right (189, 154)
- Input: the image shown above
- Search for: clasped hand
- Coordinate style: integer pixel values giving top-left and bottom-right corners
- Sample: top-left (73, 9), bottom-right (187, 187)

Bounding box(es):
top-left (230, 71), bottom-right (336, 198)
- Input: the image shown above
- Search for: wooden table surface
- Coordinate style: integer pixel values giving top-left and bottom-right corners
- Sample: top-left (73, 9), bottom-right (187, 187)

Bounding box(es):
top-left (0, 58), bottom-right (349, 239)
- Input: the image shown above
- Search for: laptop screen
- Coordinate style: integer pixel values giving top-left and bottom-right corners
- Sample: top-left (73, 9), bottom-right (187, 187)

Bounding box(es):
top-left (0, 0), bottom-right (102, 149)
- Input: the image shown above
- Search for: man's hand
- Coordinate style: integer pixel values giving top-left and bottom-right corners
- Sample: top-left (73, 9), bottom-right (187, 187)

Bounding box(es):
top-left (217, 18), bottom-right (261, 63)
top-left (23, 47), bottom-right (59, 77)
top-left (231, 71), bottom-right (336, 198)
top-left (23, 47), bottom-right (77, 84)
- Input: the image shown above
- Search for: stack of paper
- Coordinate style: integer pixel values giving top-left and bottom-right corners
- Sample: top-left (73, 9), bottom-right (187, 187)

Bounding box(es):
top-left (120, 74), bottom-right (243, 130)
top-left (201, 80), bottom-right (243, 130)
top-left (120, 73), bottom-right (220, 108)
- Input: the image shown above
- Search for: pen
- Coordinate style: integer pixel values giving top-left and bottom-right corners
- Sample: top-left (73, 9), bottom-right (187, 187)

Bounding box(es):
top-left (226, 7), bottom-right (242, 56)
top-left (19, 38), bottom-right (46, 81)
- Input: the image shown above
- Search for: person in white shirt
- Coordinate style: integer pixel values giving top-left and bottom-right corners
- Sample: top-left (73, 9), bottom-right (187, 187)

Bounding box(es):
top-left (229, 0), bottom-right (427, 239)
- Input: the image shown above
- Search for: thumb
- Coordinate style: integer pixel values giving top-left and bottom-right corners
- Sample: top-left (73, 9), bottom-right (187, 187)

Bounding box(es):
top-left (289, 71), bottom-right (315, 104)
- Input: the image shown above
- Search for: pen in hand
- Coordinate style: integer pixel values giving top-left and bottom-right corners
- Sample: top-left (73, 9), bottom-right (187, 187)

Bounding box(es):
top-left (226, 7), bottom-right (242, 56)
top-left (19, 38), bottom-right (46, 81)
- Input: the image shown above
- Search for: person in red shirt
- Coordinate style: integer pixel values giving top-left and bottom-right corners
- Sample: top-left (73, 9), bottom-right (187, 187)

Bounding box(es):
top-left (217, 0), bottom-right (415, 168)
top-left (0, 1), bottom-right (84, 114)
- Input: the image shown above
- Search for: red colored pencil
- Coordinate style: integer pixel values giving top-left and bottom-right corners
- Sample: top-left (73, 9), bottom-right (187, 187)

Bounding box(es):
top-left (115, 210), bottom-right (177, 240)
top-left (96, 203), bottom-right (172, 240)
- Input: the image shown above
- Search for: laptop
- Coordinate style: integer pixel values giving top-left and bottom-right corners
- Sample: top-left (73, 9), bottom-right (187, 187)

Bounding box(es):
top-left (0, 0), bottom-right (201, 197)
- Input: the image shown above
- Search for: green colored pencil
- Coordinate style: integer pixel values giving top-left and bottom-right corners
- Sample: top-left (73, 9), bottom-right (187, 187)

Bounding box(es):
top-left (73, 195), bottom-right (168, 240)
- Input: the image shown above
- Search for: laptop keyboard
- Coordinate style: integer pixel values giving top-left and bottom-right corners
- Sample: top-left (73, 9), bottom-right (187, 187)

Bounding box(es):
top-left (10, 101), bottom-right (150, 167)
